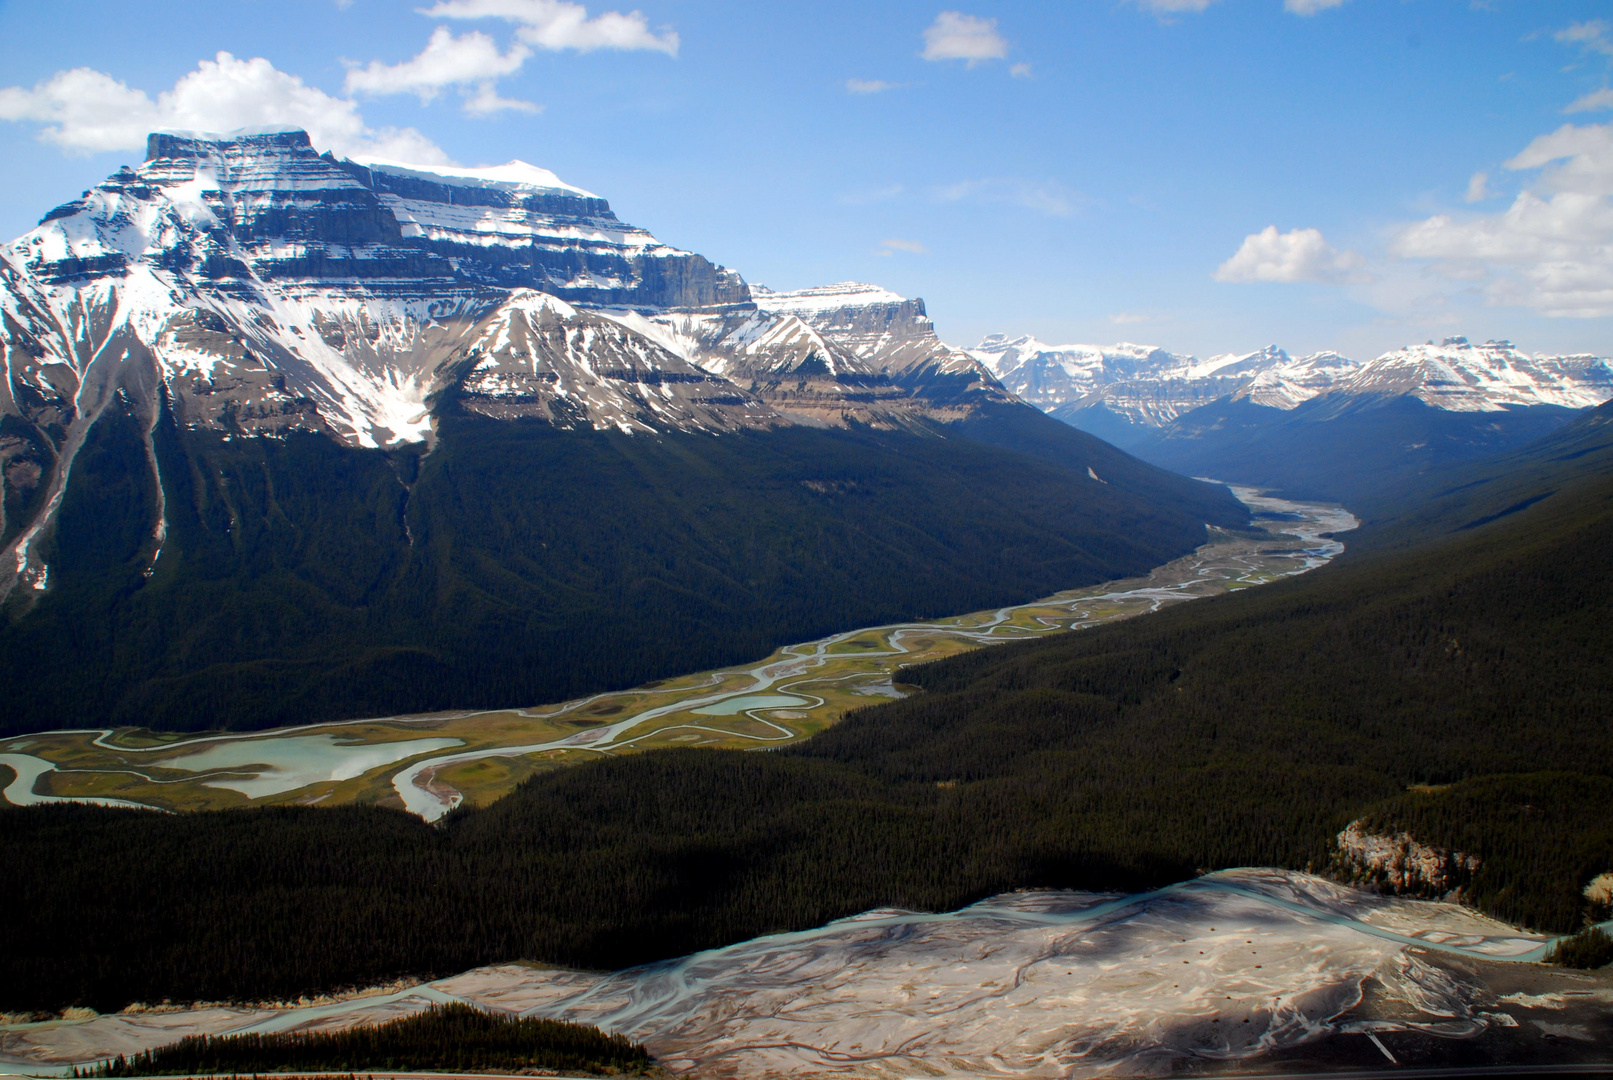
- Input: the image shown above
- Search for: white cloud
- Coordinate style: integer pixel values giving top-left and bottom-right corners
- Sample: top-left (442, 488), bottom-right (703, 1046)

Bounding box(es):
top-left (935, 177), bottom-right (1081, 217)
top-left (0, 52), bottom-right (446, 162)
top-left (420, 0), bottom-right (679, 55)
top-left (921, 12), bottom-right (1008, 66)
top-left (345, 27), bottom-right (531, 105)
top-left (1465, 171), bottom-right (1493, 203)
top-left (846, 79), bottom-right (897, 95)
top-left (1567, 87), bottom-right (1613, 114)
top-left (1555, 19), bottom-right (1613, 58)
top-left (0, 67), bottom-right (162, 155)
top-left (1284, 0), bottom-right (1348, 13)
top-left (1390, 122), bottom-right (1613, 318)
top-left (1009, 63), bottom-right (1033, 79)
top-left (1213, 225), bottom-right (1365, 284)
top-left (1109, 312), bottom-right (1152, 325)
top-left (877, 238), bottom-right (927, 255)
top-left (1505, 122), bottom-right (1613, 192)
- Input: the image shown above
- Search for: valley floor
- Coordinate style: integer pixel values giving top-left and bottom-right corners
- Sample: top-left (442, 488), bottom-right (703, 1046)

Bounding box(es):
top-left (0, 489), bottom-right (1355, 818)
top-left (3, 869), bottom-right (1607, 1080)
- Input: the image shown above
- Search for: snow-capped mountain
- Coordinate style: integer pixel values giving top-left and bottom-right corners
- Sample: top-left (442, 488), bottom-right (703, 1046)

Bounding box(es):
top-left (0, 126), bottom-right (1060, 605)
top-left (452, 292), bottom-right (776, 433)
top-left (1338, 337), bottom-right (1613, 412)
top-left (1, 128), bottom-right (753, 449)
top-left (972, 337), bottom-right (1361, 427)
top-left (747, 283), bottom-right (1010, 419)
top-left (758, 283), bottom-right (996, 386)
top-left (976, 333), bottom-right (1613, 431)
top-left (969, 336), bottom-right (1190, 410)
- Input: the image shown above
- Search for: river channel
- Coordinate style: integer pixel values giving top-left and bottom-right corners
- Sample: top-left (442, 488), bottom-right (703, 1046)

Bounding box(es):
top-left (0, 487), bottom-right (1356, 816)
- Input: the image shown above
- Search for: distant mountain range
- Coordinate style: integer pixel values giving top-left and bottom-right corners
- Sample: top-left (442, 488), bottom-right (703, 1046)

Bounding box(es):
top-left (970, 334), bottom-right (1613, 504)
top-left (0, 127), bottom-right (1240, 732)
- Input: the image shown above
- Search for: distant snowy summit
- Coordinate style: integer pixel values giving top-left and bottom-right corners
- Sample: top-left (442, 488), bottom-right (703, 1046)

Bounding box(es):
top-left (972, 333), bottom-right (1613, 431)
top-left (1343, 337), bottom-right (1613, 412)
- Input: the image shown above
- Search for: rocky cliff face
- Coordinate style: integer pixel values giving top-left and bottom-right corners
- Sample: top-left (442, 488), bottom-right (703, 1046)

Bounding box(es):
top-left (1334, 820), bottom-right (1480, 898)
top-left (27, 128), bottom-right (748, 309)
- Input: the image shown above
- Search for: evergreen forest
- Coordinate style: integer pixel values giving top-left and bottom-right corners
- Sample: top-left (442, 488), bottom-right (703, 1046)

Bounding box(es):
top-left (80, 1003), bottom-right (650, 1076)
top-left (5, 402), bottom-right (1611, 1012)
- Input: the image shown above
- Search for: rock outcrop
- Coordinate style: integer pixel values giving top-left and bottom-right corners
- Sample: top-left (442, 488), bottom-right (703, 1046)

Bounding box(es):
top-left (1334, 819), bottom-right (1480, 898)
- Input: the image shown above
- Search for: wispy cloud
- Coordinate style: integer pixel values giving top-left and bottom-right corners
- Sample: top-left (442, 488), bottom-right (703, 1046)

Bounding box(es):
top-left (877, 238), bottom-right (928, 256)
top-left (1555, 19), bottom-right (1613, 57)
top-left (1109, 312), bottom-right (1154, 325)
top-left (846, 78), bottom-right (898, 95)
top-left (420, 0), bottom-right (679, 55)
top-left (347, 1), bottom-right (677, 115)
top-left (1284, 0), bottom-right (1349, 14)
top-left (839, 184), bottom-right (904, 206)
top-left (934, 176), bottom-right (1083, 217)
top-left (1390, 121), bottom-right (1613, 317)
top-left (1130, 0), bottom-right (1347, 18)
top-left (1129, 0), bottom-right (1219, 18)
top-left (921, 12), bottom-right (1008, 67)
top-left (1465, 171), bottom-right (1493, 203)
top-left (464, 82), bottom-right (543, 115)
top-left (1009, 63), bottom-right (1032, 79)
top-left (345, 26), bottom-right (534, 109)
top-left (1566, 87), bottom-right (1613, 114)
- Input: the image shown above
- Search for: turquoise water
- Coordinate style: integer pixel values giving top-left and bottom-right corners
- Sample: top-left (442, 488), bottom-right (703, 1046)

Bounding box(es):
top-left (157, 735), bottom-right (464, 798)
top-left (692, 694), bottom-right (810, 716)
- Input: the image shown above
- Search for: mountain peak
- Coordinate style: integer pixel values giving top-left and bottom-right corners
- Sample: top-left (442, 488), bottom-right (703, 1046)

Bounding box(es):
top-left (145, 126), bottom-right (314, 162)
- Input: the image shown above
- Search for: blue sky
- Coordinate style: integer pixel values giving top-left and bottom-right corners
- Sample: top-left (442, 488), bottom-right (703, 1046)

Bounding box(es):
top-left (2, 0), bottom-right (1611, 360)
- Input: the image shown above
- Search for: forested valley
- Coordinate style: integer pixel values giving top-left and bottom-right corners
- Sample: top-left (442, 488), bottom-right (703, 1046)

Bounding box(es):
top-left (5, 403), bottom-right (1611, 1014)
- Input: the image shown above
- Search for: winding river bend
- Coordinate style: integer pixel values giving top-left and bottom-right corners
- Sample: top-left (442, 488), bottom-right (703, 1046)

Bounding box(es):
top-left (1, 487), bottom-right (1356, 816)
top-left (390, 485), bottom-right (1355, 819)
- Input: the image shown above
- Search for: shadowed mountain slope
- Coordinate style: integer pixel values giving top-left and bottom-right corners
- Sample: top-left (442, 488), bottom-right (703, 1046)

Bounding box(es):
top-left (1130, 392), bottom-right (1580, 507)
top-left (0, 405), bottom-right (1243, 735)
